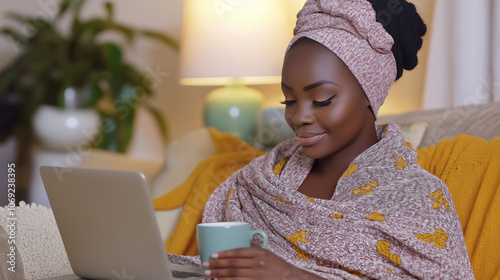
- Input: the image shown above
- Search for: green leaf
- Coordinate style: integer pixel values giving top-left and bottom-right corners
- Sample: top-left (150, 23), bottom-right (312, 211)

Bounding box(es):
top-left (0, 28), bottom-right (29, 45)
top-left (56, 83), bottom-right (70, 108)
top-left (99, 43), bottom-right (123, 75)
top-left (59, 0), bottom-right (85, 20)
top-left (95, 103), bottom-right (135, 153)
top-left (59, 62), bottom-right (87, 88)
top-left (106, 23), bottom-right (135, 42)
top-left (57, 0), bottom-right (72, 19)
top-left (71, 19), bottom-right (107, 46)
top-left (28, 56), bottom-right (52, 76)
top-left (104, 2), bottom-right (114, 23)
top-left (85, 74), bottom-right (104, 107)
top-left (115, 108), bottom-right (135, 153)
top-left (69, 0), bottom-right (87, 37)
top-left (115, 84), bottom-right (139, 108)
top-left (139, 30), bottom-right (180, 51)
top-left (5, 13), bottom-right (54, 35)
top-left (0, 57), bottom-right (27, 99)
top-left (121, 63), bottom-right (144, 83)
top-left (94, 111), bottom-right (118, 151)
top-left (5, 13), bottom-right (32, 25)
top-left (20, 83), bottom-right (48, 121)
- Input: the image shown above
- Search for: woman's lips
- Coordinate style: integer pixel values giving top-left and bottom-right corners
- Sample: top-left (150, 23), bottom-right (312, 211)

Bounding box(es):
top-left (296, 133), bottom-right (326, 146)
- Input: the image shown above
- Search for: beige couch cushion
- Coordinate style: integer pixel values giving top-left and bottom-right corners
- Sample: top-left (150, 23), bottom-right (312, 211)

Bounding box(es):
top-left (377, 102), bottom-right (500, 147)
top-left (0, 202), bottom-right (72, 280)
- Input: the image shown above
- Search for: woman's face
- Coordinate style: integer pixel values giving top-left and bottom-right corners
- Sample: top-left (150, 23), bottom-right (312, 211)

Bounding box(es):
top-left (281, 38), bottom-right (376, 160)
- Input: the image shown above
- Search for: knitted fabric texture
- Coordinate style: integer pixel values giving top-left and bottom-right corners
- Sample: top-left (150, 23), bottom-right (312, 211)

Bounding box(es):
top-left (0, 202), bottom-right (72, 279)
top-left (206, 123), bottom-right (473, 279)
top-left (154, 128), bottom-right (265, 255)
top-left (417, 135), bottom-right (500, 280)
top-left (287, 0), bottom-right (397, 117)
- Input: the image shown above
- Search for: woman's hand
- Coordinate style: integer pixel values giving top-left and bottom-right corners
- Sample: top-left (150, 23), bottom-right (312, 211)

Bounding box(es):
top-left (201, 247), bottom-right (324, 280)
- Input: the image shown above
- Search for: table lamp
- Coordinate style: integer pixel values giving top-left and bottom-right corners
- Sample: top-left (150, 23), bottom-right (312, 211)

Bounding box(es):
top-left (179, 0), bottom-right (293, 143)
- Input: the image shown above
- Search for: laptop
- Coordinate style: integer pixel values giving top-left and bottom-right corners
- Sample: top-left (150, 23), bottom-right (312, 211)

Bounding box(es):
top-left (39, 166), bottom-right (205, 280)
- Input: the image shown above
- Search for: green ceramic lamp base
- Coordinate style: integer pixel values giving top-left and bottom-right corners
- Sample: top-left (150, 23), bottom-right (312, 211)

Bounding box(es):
top-left (204, 84), bottom-right (264, 143)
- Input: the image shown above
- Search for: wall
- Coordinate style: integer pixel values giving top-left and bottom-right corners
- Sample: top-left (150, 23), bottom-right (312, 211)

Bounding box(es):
top-left (0, 0), bottom-right (435, 142)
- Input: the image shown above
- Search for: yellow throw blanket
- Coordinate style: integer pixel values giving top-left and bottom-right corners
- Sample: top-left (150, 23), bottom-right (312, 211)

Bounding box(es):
top-left (417, 135), bottom-right (500, 280)
top-left (155, 130), bottom-right (499, 280)
top-left (152, 128), bottom-right (264, 255)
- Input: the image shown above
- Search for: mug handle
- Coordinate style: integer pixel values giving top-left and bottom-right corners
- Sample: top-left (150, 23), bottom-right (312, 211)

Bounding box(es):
top-left (249, 230), bottom-right (268, 249)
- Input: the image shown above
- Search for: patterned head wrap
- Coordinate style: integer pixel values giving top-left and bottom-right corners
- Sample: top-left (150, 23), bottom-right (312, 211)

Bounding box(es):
top-left (287, 0), bottom-right (397, 117)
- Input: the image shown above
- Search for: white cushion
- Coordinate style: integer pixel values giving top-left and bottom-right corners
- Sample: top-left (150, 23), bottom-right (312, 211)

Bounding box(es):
top-left (150, 128), bottom-right (216, 199)
top-left (399, 121), bottom-right (429, 149)
top-left (0, 202), bottom-right (72, 280)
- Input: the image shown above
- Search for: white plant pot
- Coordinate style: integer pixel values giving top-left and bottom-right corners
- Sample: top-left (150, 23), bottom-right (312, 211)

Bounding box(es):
top-left (33, 105), bottom-right (100, 151)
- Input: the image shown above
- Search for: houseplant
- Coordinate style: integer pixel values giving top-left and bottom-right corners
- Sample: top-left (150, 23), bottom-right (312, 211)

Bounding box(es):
top-left (0, 0), bottom-right (178, 201)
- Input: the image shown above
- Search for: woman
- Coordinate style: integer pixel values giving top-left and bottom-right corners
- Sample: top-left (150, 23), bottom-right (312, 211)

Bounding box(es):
top-left (173, 0), bottom-right (475, 278)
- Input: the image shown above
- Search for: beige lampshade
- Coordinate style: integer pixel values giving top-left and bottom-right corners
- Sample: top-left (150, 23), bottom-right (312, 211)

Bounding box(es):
top-left (179, 0), bottom-right (295, 86)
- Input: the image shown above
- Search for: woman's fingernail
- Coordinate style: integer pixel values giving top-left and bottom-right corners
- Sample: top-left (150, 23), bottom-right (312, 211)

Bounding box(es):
top-left (211, 253), bottom-right (219, 259)
top-left (204, 269), bottom-right (211, 276)
top-left (202, 261), bottom-right (209, 268)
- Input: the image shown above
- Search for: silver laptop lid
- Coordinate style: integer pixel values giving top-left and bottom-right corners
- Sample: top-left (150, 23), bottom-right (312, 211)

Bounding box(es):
top-left (40, 166), bottom-right (176, 280)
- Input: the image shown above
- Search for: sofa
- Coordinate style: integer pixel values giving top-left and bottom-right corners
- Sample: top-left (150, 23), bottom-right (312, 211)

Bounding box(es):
top-left (1, 101), bottom-right (499, 280)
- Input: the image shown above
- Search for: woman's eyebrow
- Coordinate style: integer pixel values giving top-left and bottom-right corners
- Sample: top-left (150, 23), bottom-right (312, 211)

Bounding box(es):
top-left (281, 82), bottom-right (293, 91)
top-left (281, 80), bottom-right (338, 92)
top-left (303, 80), bottom-right (338, 91)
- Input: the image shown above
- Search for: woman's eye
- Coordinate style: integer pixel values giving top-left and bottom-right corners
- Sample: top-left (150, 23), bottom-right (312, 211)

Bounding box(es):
top-left (313, 95), bottom-right (336, 107)
top-left (280, 100), bottom-right (296, 106)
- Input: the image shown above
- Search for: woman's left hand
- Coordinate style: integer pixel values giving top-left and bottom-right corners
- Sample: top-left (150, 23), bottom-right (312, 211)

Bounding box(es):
top-left (201, 247), bottom-right (323, 280)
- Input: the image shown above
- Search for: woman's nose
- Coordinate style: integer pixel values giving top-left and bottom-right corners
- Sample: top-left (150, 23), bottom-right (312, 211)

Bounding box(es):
top-left (290, 103), bottom-right (315, 126)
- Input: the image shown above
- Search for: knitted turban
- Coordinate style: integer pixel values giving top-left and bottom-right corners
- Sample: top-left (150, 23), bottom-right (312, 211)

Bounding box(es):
top-left (287, 0), bottom-right (397, 117)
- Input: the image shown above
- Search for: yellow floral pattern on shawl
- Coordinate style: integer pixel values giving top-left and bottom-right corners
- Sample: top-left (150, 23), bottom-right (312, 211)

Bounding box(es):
top-left (392, 153), bottom-right (408, 170)
top-left (276, 196), bottom-right (294, 205)
top-left (225, 188), bottom-right (233, 208)
top-left (377, 240), bottom-right (401, 266)
top-left (403, 141), bottom-right (412, 149)
top-left (331, 212), bottom-right (343, 219)
top-left (429, 189), bottom-right (451, 211)
top-left (366, 211), bottom-right (385, 221)
top-left (353, 181), bottom-right (378, 195)
top-left (286, 231), bottom-right (311, 261)
top-left (304, 195), bottom-right (315, 203)
top-left (415, 229), bottom-right (448, 249)
top-left (341, 162), bottom-right (358, 179)
top-left (273, 156), bottom-right (290, 176)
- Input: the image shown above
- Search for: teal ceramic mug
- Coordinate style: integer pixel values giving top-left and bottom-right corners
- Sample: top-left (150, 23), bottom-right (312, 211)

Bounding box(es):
top-left (196, 222), bottom-right (268, 263)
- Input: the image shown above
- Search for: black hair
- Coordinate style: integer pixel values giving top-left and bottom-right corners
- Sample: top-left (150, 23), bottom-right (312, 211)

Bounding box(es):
top-left (366, 0), bottom-right (427, 80)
